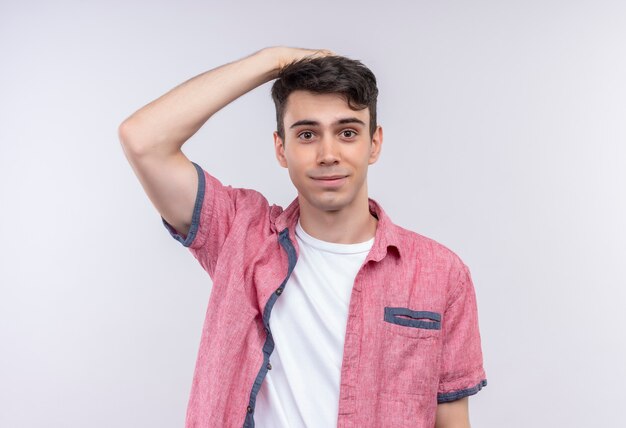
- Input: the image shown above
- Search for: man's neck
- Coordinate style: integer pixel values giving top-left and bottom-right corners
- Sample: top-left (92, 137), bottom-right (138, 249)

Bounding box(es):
top-left (297, 193), bottom-right (378, 244)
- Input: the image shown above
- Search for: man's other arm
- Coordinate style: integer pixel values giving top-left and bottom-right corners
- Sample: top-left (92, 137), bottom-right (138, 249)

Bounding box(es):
top-left (435, 397), bottom-right (471, 428)
top-left (118, 47), bottom-right (331, 237)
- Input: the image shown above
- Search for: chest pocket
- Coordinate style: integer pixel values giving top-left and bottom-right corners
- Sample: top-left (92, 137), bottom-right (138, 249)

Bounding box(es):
top-left (379, 306), bottom-right (442, 395)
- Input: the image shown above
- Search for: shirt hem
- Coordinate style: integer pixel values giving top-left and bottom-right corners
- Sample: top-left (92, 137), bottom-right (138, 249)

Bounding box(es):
top-left (437, 378), bottom-right (487, 403)
top-left (161, 161), bottom-right (205, 248)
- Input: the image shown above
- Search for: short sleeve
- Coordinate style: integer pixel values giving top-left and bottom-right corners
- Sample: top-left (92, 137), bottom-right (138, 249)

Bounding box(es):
top-left (160, 161), bottom-right (237, 278)
top-left (437, 262), bottom-right (487, 403)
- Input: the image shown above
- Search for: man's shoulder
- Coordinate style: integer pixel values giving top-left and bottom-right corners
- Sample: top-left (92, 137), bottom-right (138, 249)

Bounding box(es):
top-left (202, 167), bottom-right (273, 212)
top-left (392, 223), bottom-right (467, 270)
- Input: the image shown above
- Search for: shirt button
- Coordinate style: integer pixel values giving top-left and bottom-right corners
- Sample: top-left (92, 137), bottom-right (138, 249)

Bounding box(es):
top-left (276, 288), bottom-right (283, 295)
top-left (267, 362), bottom-right (272, 370)
top-left (247, 405), bottom-right (253, 413)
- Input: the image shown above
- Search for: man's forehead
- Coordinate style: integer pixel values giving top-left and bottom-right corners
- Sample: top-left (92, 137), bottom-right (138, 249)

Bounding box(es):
top-left (283, 90), bottom-right (369, 123)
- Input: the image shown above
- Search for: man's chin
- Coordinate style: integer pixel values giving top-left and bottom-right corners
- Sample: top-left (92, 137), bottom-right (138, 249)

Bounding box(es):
top-left (301, 193), bottom-right (350, 213)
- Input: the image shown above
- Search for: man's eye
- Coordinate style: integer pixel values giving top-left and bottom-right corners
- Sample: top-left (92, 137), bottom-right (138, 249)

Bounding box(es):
top-left (299, 131), bottom-right (314, 140)
top-left (342, 130), bottom-right (357, 138)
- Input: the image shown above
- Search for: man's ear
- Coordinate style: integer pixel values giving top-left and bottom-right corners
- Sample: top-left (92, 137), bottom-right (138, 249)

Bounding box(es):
top-left (273, 131), bottom-right (288, 168)
top-left (368, 125), bottom-right (383, 165)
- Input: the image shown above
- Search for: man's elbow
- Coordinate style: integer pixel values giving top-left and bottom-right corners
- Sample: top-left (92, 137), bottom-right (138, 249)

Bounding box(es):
top-left (118, 118), bottom-right (148, 155)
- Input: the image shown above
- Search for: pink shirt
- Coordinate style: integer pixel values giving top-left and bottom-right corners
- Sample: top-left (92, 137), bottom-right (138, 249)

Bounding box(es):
top-left (162, 162), bottom-right (487, 428)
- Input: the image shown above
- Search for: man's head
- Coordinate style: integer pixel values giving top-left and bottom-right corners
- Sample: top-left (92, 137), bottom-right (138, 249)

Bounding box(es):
top-left (271, 55), bottom-right (379, 142)
top-left (270, 55), bottom-right (383, 215)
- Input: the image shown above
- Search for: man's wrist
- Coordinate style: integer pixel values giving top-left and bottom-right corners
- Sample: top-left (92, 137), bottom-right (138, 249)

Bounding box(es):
top-left (256, 46), bottom-right (333, 77)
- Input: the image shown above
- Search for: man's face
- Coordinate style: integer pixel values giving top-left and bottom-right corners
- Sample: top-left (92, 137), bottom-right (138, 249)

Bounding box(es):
top-left (273, 90), bottom-right (383, 214)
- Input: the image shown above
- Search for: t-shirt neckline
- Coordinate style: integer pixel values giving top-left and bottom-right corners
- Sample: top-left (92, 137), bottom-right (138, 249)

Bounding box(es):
top-left (295, 219), bottom-right (375, 255)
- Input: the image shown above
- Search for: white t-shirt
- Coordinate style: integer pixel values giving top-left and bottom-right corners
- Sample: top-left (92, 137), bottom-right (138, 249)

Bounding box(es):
top-left (253, 219), bottom-right (374, 427)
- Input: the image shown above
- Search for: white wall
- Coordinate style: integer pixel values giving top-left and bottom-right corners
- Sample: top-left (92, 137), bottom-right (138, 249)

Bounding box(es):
top-left (1, 0), bottom-right (625, 426)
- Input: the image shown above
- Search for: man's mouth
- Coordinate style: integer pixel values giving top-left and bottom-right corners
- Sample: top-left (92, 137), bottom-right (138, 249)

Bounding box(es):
top-left (312, 175), bottom-right (348, 187)
top-left (315, 175), bottom-right (347, 180)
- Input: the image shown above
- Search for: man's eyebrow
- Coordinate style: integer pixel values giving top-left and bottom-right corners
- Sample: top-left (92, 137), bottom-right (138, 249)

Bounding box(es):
top-left (289, 117), bottom-right (366, 129)
top-left (289, 119), bottom-right (319, 129)
top-left (337, 117), bottom-right (366, 126)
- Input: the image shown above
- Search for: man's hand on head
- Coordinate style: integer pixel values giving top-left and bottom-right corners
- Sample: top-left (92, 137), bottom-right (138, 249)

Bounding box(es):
top-left (263, 46), bottom-right (336, 73)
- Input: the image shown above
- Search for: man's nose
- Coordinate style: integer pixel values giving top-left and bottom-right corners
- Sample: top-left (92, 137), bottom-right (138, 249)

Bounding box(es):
top-left (317, 134), bottom-right (340, 165)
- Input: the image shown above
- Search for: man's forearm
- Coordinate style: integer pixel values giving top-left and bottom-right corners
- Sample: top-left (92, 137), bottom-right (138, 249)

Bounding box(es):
top-left (118, 48), bottom-right (279, 155)
top-left (118, 47), bottom-right (289, 156)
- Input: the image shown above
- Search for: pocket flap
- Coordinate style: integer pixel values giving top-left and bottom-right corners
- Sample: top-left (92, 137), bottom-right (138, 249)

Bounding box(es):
top-left (384, 307), bottom-right (442, 330)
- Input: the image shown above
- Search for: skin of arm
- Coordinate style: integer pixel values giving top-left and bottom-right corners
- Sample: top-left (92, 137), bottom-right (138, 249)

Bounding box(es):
top-left (117, 46), bottom-right (332, 236)
top-left (435, 397), bottom-right (471, 428)
top-left (118, 46), bottom-right (333, 156)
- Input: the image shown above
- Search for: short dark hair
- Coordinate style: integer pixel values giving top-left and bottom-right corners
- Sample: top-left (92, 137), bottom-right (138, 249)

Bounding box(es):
top-left (271, 55), bottom-right (378, 142)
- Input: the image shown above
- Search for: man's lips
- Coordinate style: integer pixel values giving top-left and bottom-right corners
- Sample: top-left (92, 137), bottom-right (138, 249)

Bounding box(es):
top-left (312, 175), bottom-right (348, 180)
top-left (311, 175), bottom-right (348, 187)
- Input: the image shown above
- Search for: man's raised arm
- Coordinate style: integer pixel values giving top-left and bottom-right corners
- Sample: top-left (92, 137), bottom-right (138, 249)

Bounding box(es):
top-left (117, 47), bottom-right (332, 237)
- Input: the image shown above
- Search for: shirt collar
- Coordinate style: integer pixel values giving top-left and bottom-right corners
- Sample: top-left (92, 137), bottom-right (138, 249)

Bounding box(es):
top-left (271, 196), bottom-right (402, 262)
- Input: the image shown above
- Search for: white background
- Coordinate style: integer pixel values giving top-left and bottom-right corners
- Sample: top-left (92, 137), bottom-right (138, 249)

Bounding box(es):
top-left (1, 0), bottom-right (625, 426)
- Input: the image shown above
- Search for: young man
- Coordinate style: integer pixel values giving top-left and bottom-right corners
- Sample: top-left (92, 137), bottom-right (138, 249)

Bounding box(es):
top-left (119, 46), bottom-right (487, 428)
